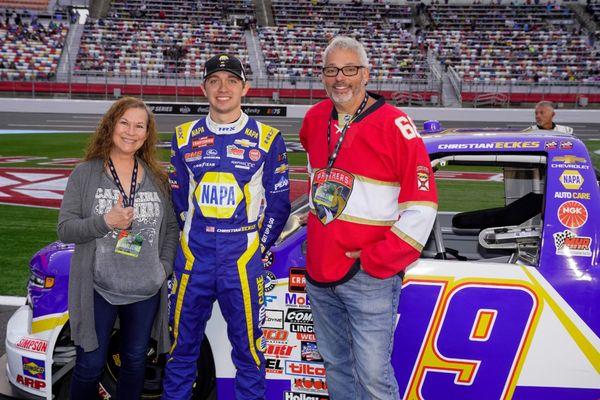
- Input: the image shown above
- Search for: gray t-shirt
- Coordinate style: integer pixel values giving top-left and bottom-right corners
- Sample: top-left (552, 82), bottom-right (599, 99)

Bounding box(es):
top-left (93, 172), bottom-right (165, 305)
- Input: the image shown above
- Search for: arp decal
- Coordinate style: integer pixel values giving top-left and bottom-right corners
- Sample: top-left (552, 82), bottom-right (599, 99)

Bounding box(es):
top-left (16, 375), bottom-right (46, 391)
top-left (395, 278), bottom-right (540, 400)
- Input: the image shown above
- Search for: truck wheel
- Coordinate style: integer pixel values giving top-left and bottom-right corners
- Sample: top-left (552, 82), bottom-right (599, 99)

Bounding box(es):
top-left (100, 330), bottom-right (216, 399)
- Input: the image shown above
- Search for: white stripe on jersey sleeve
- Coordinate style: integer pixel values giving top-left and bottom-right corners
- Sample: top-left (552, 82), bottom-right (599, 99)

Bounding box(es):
top-left (343, 177), bottom-right (401, 223)
top-left (391, 202), bottom-right (438, 251)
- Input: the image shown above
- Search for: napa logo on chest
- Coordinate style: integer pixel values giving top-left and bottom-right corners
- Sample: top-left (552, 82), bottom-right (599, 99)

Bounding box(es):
top-left (201, 184), bottom-right (236, 206)
top-left (195, 172), bottom-right (243, 218)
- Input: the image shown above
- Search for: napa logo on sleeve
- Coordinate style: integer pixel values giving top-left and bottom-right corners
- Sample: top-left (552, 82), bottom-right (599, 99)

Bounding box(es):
top-left (195, 172), bottom-right (243, 218)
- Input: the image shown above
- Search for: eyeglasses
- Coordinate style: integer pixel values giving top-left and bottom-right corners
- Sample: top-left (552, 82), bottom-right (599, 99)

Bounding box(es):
top-left (322, 65), bottom-right (365, 77)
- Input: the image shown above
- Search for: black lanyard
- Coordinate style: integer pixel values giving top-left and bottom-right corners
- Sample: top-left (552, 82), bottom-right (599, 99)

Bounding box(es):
top-left (108, 157), bottom-right (138, 207)
top-left (326, 94), bottom-right (369, 171)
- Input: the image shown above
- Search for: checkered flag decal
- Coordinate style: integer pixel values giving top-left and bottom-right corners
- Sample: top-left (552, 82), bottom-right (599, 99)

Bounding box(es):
top-left (553, 230), bottom-right (575, 250)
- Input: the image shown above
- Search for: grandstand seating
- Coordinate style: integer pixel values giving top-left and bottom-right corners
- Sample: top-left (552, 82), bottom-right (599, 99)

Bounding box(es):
top-left (0, 0), bottom-right (599, 104)
top-left (425, 4), bottom-right (600, 83)
top-left (587, 2), bottom-right (600, 24)
top-left (259, 26), bottom-right (427, 80)
top-left (427, 3), bottom-right (575, 31)
top-left (261, 0), bottom-right (425, 80)
top-left (109, 0), bottom-right (254, 23)
top-left (75, 19), bottom-right (251, 79)
top-left (271, 0), bottom-right (412, 28)
top-left (0, 11), bottom-right (68, 81)
top-left (74, 0), bottom-right (253, 78)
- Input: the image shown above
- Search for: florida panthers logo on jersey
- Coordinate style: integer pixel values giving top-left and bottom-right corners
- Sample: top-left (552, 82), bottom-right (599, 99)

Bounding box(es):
top-left (311, 168), bottom-right (354, 225)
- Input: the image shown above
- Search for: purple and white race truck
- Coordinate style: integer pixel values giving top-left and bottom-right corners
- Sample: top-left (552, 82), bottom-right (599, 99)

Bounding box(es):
top-left (2, 128), bottom-right (599, 399)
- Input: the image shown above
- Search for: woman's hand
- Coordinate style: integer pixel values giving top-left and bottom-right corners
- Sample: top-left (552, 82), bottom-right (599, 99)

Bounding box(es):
top-left (104, 194), bottom-right (134, 230)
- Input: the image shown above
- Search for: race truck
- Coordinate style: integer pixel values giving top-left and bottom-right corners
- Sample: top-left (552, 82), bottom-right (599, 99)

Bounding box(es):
top-left (2, 128), bottom-right (599, 399)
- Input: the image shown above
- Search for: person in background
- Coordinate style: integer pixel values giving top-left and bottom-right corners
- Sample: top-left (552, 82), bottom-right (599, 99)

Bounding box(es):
top-left (526, 100), bottom-right (573, 134)
top-left (58, 96), bottom-right (178, 399)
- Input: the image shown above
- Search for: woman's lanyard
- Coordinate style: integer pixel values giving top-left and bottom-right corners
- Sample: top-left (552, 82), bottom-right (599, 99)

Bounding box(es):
top-left (108, 157), bottom-right (138, 208)
top-left (326, 94), bottom-right (369, 172)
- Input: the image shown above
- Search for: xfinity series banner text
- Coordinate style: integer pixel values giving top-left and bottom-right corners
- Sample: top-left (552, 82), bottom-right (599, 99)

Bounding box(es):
top-left (148, 103), bottom-right (287, 117)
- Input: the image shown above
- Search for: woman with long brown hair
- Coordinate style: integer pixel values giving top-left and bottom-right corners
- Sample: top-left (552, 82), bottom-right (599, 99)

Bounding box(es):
top-left (58, 97), bottom-right (178, 399)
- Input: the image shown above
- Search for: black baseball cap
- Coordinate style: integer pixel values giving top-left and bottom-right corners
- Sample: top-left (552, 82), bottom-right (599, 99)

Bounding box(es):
top-left (203, 54), bottom-right (246, 82)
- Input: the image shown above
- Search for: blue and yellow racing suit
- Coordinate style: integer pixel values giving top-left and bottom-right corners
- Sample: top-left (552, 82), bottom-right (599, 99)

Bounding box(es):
top-left (162, 112), bottom-right (291, 399)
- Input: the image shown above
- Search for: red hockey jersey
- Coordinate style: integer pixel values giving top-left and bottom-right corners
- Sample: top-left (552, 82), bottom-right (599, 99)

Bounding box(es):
top-left (299, 94), bottom-right (438, 285)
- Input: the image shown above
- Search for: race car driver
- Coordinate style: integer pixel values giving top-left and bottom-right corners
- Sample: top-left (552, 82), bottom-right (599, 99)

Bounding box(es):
top-left (525, 101), bottom-right (573, 134)
top-left (162, 54), bottom-right (291, 400)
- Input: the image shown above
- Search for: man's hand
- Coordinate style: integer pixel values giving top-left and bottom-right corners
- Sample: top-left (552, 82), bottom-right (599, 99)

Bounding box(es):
top-left (104, 194), bottom-right (134, 230)
top-left (345, 250), bottom-right (361, 259)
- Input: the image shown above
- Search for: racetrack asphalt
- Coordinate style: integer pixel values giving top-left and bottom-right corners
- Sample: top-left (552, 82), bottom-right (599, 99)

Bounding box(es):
top-left (0, 112), bottom-right (599, 140)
